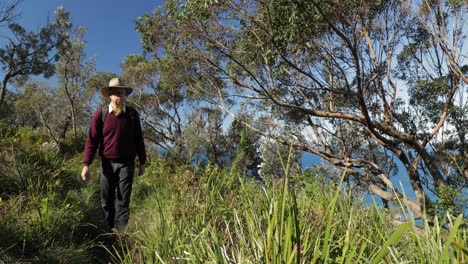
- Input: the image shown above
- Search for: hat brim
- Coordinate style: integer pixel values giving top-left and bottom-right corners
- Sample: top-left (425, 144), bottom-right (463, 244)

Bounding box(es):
top-left (101, 86), bottom-right (133, 97)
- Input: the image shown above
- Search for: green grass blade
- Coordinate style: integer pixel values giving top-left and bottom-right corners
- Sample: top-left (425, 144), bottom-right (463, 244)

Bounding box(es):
top-left (372, 221), bottom-right (411, 264)
top-left (320, 171), bottom-right (346, 263)
top-left (438, 214), bottom-right (464, 264)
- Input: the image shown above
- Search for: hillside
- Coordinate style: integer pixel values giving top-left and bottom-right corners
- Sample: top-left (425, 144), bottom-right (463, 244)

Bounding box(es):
top-left (0, 124), bottom-right (466, 263)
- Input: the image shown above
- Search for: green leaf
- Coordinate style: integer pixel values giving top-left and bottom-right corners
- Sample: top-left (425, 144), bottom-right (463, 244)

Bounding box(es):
top-left (438, 214), bottom-right (464, 264)
top-left (372, 222), bottom-right (411, 264)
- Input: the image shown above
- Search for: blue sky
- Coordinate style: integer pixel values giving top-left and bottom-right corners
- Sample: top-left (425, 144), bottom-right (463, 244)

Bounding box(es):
top-left (17, 0), bottom-right (164, 75)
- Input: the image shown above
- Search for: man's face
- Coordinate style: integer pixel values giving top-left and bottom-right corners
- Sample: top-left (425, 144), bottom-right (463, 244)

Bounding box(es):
top-left (109, 88), bottom-right (126, 105)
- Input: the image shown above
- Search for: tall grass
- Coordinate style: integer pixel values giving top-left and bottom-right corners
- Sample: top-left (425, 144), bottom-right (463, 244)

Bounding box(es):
top-left (0, 125), bottom-right (466, 262)
top-left (110, 158), bottom-right (467, 263)
top-left (0, 125), bottom-right (110, 263)
top-left (1, 152), bottom-right (466, 263)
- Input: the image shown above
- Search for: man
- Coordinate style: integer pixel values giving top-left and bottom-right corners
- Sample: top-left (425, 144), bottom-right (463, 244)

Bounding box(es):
top-left (81, 77), bottom-right (146, 232)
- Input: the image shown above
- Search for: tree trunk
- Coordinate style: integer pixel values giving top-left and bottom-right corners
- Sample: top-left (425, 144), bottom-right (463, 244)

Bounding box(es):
top-left (63, 75), bottom-right (78, 140)
top-left (70, 100), bottom-right (77, 140)
top-left (0, 73), bottom-right (11, 110)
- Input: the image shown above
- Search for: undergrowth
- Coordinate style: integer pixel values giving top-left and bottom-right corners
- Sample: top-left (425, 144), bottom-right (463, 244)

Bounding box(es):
top-left (0, 124), bottom-right (466, 263)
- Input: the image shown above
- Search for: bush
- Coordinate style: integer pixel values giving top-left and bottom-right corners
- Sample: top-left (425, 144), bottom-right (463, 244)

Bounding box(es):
top-left (0, 123), bottom-right (108, 262)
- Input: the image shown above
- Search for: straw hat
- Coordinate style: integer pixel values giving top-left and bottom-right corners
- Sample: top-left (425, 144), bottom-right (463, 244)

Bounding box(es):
top-left (101, 78), bottom-right (133, 97)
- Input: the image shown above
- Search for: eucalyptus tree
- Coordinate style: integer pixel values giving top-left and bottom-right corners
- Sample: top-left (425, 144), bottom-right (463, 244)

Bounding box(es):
top-left (0, 0), bottom-right (21, 27)
top-left (55, 26), bottom-right (95, 140)
top-left (226, 115), bottom-right (262, 176)
top-left (136, 0), bottom-right (467, 218)
top-left (13, 80), bottom-right (61, 144)
top-left (13, 80), bottom-right (48, 129)
top-left (121, 54), bottom-right (187, 158)
top-left (121, 50), bottom-right (230, 165)
top-left (0, 5), bottom-right (72, 109)
top-left (186, 106), bottom-right (230, 167)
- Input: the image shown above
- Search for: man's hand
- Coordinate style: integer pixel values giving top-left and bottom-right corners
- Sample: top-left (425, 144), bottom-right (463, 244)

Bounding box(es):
top-left (81, 165), bottom-right (90, 182)
top-left (138, 164), bottom-right (145, 176)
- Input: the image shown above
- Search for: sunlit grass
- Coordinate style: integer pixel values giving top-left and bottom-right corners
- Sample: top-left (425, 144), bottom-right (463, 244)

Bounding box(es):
top-left (0, 147), bottom-right (466, 263)
top-left (110, 158), bottom-right (467, 263)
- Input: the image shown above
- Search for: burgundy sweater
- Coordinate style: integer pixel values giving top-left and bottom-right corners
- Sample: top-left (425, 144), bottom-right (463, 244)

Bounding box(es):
top-left (83, 107), bottom-right (147, 166)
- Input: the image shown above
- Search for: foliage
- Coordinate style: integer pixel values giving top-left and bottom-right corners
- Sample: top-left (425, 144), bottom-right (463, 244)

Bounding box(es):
top-left (0, 4), bottom-right (72, 109)
top-left (135, 0), bottom-right (468, 219)
top-left (227, 118), bottom-right (262, 176)
top-left (0, 0), bottom-right (467, 262)
top-left (0, 122), bottom-right (80, 199)
top-left (108, 160), bottom-right (467, 263)
top-left (0, 123), bottom-right (466, 262)
top-left (257, 137), bottom-right (302, 179)
top-left (54, 25), bottom-right (96, 141)
top-left (0, 121), bottom-right (105, 263)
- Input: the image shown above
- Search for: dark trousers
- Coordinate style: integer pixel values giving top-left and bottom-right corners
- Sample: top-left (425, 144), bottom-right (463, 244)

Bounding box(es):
top-left (100, 159), bottom-right (135, 231)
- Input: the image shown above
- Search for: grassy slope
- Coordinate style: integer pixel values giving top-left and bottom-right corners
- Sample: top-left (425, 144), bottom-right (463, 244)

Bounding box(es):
top-left (0, 126), bottom-right (466, 263)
